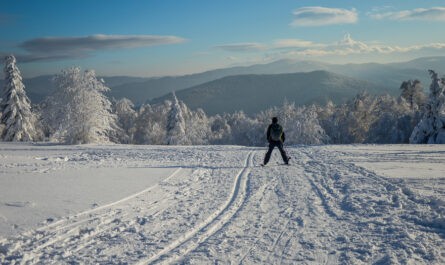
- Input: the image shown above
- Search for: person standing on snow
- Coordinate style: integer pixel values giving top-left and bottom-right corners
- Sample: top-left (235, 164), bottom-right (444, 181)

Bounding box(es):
top-left (261, 117), bottom-right (290, 166)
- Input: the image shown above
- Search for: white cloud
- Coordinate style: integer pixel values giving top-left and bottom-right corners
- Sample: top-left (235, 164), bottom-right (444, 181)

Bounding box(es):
top-left (290, 6), bottom-right (358, 27)
top-left (10, 34), bottom-right (186, 62)
top-left (214, 43), bottom-right (266, 52)
top-left (254, 34), bottom-right (445, 63)
top-left (226, 56), bottom-right (238, 61)
top-left (316, 34), bottom-right (445, 56)
top-left (273, 39), bottom-right (322, 49)
top-left (370, 7), bottom-right (445, 21)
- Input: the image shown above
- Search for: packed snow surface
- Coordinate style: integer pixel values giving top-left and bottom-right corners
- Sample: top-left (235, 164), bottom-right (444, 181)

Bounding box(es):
top-left (0, 142), bottom-right (444, 264)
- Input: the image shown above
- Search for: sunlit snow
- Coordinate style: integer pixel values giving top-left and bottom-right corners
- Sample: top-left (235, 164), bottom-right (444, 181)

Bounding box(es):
top-left (0, 142), bottom-right (444, 264)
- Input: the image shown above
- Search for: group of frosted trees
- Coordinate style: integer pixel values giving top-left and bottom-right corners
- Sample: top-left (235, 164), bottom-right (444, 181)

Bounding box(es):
top-left (1, 54), bottom-right (445, 145)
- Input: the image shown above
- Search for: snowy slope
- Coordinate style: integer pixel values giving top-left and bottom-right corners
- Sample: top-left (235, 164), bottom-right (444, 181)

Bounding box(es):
top-left (0, 143), bottom-right (444, 264)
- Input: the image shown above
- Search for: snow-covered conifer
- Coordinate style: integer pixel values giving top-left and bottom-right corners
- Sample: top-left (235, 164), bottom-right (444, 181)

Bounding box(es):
top-left (165, 93), bottom-right (189, 145)
top-left (410, 70), bottom-right (445, 144)
top-left (43, 67), bottom-right (120, 144)
top-left (1, 55), bottom-right (39, 141)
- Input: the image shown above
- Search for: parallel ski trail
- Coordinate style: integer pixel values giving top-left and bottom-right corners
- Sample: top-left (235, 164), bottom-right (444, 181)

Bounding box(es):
top-left (38, 167), bottom-right (182, 232)
top-left (137, 151), bottom-right (255, 265)
top-left (5, 168), bottom-right (183, 264)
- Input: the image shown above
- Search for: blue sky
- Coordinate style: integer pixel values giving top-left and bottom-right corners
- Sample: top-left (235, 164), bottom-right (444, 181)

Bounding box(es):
top-left (1, 0), bottom-right (445, 77)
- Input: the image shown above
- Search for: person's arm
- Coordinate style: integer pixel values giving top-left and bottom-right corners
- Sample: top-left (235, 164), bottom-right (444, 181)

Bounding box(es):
top-left (266, 125), bottom-right (271, 142)
top-left (281, 131), bottom-right (286, 143)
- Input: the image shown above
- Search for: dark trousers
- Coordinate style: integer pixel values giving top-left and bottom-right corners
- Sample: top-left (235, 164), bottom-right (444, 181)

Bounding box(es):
top-left (263, 141), bottom-right (288, 165)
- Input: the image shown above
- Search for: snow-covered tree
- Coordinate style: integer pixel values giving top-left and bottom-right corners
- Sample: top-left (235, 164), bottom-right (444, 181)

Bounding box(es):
top-left (320, 93), bottom-right (378, 144)
top-left (209, 114), bottom-right (232, 144)
top-left (43, 67), bottom-right (121, 144)
top-left (410, 70), bottom-right (445, 144)
top-left (185, 107), bottom-right (211, 145)
top-left (400, 79), bottom-right (426, 110)
top-left (165, 93), bottom-right (189, 145)
top-left (224, 111), bottom-right (262, 146)
top-left (347, 92), bottom-right (379, 143)
top-left (317, 101), bottom-right (336, 143)
top-left (134, 103), bottom-right (166, 145)
top-left (268, 102), bottom-right (328, 145)
top-left (114, 98), bottom-right (137, 143)
top-left (366, 95), bottom-right (418, 143)
top-left (0, 55), bottom-right (40, 141)
top-left (295, 105), bottom-right (329, 144)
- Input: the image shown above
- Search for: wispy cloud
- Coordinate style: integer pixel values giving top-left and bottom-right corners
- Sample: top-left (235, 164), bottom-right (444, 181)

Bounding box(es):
top-left (273, 39), bottom-right (323, 49)
top-left (369, 7), bottom-right (445, 21)
top-left (214, 43), bottom-right (266, 52)
top-left (7, 34), bottom-right (186, 62)
top-left (290, 6), bottom-right (358, 27)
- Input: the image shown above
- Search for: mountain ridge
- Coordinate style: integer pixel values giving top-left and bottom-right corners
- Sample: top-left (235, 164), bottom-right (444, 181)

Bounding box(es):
top-left (151, 70), bottom-right (390, 115)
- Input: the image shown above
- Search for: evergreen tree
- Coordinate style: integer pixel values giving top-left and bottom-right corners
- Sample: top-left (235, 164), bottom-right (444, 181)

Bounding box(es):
top-left (410, 70), bottom-right (445, 144)
top-left (0, 55), bottom-right (39, 141)
top-left (165, 92), bottom-right (189, 145)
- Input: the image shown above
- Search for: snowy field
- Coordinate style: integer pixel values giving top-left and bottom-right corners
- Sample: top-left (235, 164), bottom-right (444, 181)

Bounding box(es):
top-left (0, 143), bottom-right (444, 264)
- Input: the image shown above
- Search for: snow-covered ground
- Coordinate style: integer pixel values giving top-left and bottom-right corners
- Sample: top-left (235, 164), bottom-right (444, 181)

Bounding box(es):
top-left (0, 142), bottom-right (444, 264)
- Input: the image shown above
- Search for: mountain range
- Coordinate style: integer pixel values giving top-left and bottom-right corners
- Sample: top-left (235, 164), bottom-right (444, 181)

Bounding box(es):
top-left (1, 56), bottom-right (444, 114)
top-left (152, 71), bottom-right (388, 115)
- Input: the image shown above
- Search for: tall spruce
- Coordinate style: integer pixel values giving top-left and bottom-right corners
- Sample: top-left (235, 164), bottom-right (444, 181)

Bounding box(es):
top-left (0, 55), bottom-right (38, 141)
top-left (165, 92), bottom-right (189, 145)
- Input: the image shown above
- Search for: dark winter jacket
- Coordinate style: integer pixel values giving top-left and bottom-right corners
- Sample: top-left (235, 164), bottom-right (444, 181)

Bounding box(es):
top-left (266, 123), bottom-right (286, 143)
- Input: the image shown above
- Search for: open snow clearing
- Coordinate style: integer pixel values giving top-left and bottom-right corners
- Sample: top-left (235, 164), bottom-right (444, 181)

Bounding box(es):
top-left (0, 143), bottom-right (444, 264)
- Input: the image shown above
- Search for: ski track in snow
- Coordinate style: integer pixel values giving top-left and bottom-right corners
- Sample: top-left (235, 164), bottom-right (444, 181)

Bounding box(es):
top-left (137, 151), bottom-right (254, 264)
top-left (0, 144), bottom-right (444, 264)
top-left (1, 167), bottom-right (184, 264)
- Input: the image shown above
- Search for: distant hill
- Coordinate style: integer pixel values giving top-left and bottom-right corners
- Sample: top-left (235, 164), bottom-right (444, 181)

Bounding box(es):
top-left (106, 57), bottom-right (441, 105)
top-left (151, 71), bottom-right (390, 115)
top-left (106, 60), bottom-right (330, 104)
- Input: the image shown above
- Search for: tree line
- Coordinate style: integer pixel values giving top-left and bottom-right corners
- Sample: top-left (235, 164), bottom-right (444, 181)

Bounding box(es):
top-left (1, 54), bottom-right (445, 145)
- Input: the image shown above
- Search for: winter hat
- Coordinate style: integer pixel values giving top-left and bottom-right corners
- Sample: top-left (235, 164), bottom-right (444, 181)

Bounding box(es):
top-left (272, 117), bottom-right (278, 123)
